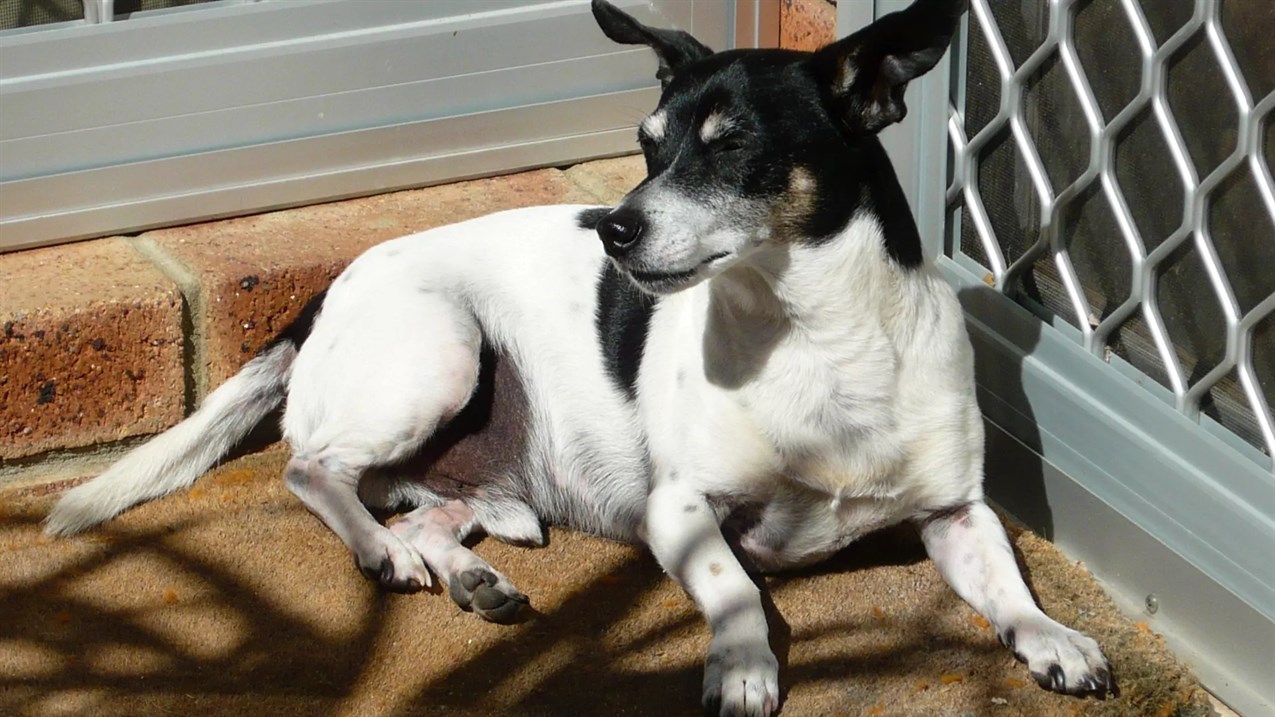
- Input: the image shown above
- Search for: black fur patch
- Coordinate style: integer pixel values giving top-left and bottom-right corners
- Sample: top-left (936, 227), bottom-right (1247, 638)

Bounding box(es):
top-left (575, 206), bottom-right (612, 230)
top-left (857, 141), bottom-right (924, 268)
top-left (595, 261), bottom-right (656, 398)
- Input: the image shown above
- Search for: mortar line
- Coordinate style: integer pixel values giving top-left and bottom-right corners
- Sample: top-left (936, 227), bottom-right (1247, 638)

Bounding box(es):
top-left (127, 236), bottom-right (208, 415)
top-left (0, 434), bottom-right (150, 492)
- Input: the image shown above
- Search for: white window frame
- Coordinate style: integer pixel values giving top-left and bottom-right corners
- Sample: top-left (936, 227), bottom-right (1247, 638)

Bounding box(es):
top-left (0, 0), bottom-right (779, 252)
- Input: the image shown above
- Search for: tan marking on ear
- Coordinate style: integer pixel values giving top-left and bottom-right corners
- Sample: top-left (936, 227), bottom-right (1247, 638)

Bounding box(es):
top-left (836, 59), bottom-right (858, 94)
top-left (832, 50), bottom-right (861, 96)
top-left (771, 166), bottom-right (818, 243)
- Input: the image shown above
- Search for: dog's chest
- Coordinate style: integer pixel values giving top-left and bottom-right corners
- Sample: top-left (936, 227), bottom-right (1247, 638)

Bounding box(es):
top-left (738, 334), bottom-right (906, 496)
top-left (643, 293), bottom-right (906, 502)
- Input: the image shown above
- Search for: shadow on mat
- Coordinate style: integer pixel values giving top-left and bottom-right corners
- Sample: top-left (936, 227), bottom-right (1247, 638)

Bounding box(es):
top-left (1, 505), bottom-right (1052, 717)
top-left (0, 510), bottom-right (384, 705)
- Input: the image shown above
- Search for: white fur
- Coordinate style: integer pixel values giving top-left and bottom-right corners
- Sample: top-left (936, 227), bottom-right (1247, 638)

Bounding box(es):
top-left (641, 110), bottom-right (668, 140)
top-left (287, 207), bottom-right (651, 541)
top-left (699, 111), bottom-right (734, 144)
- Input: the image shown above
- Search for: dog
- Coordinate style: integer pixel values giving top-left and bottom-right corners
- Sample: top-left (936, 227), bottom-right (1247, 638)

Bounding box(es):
top-left (45, 1), bottom-right (1114, 714)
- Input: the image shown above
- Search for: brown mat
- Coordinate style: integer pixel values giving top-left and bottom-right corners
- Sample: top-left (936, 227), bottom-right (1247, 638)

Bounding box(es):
top-left (1, 449), bottom-right (1213, 717)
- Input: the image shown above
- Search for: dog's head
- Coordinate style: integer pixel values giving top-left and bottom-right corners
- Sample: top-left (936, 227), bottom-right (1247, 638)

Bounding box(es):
top-left (590, 0), bottom-right (965, 294)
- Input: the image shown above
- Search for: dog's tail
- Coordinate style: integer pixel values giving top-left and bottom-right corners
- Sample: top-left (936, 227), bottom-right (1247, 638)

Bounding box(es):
top-left (43, 291), bottom-right (327, 537)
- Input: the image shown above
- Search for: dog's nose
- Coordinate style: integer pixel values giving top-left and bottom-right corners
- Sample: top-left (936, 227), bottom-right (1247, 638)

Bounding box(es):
top-left (597, 208), bottom-right (644, 257)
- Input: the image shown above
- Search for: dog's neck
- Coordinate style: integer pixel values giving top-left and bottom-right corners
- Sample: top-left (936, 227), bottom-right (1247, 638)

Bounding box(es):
top-left (707, 213), bottom-right (912, 342)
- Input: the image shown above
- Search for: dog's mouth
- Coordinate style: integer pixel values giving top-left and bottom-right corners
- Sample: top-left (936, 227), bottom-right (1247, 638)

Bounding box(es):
top-left (624, 252), bottom-right (730, 292)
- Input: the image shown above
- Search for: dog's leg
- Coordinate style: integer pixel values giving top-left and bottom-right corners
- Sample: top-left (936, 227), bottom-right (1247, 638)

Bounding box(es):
top-left (918, 500), bottom-right (1114, 696)
top-left (648, 481), bottom-right (779, 717)
top-left (389, 500), bottom-right (529, 624)
top-left (285, 457), bottom-right (430, 593)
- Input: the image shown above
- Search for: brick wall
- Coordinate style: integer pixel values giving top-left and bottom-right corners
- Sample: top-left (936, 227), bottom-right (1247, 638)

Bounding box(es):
top-left (779, 0), bottom-right (837, 52)
top-left (0, 157), bottom-right (646, 492)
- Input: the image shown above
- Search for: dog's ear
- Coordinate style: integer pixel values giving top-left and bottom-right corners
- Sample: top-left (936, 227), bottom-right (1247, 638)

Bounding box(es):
top-left (809, 0), bottom-right (965, 134)
top-left (591, 0), bottom-right (713, 84)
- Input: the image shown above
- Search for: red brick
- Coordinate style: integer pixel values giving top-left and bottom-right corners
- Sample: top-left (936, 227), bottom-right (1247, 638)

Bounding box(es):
top-left (0, 239), bottom-right (184, 459)
top-left (780, 0), bottom-right (837, 52)
top-left (147, 168), bottom-right (601, 389)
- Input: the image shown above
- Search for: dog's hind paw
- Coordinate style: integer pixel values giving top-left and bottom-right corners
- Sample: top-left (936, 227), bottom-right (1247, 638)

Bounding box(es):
top-left (702, 636), bottom-right (779, 717)
top-left (1000, 616), bottom-right (1115, 697)
top-left (354, 534), bottom-right (431, 594)
top-left (447, 567), bottom-right (529, 624)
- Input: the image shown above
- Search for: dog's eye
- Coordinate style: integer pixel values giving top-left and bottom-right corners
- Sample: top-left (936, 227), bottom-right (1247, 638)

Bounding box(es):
top-left (637, 132), bottom-right (657, 153)
top-left (710, 135), bottom-right (747, 154)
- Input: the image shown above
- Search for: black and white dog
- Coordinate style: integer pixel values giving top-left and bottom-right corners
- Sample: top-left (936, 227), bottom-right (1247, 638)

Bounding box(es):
top-left (47, 0), bottom-right (1113, 713)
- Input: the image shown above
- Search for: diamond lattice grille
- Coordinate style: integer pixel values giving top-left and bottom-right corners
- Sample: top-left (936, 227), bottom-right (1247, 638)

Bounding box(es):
top-left (946, 0), bottom-right (1274, 463)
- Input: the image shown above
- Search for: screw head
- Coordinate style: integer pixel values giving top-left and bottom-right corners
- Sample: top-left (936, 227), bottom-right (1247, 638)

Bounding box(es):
top-left (1145, 594), bottom-right (1159, 614)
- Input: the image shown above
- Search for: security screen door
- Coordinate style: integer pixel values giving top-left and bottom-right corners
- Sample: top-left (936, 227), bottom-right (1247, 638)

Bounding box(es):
top-left (0, 0), bottom-right (776, 252)
top-left (841, 1), bottom-right (1273, 713)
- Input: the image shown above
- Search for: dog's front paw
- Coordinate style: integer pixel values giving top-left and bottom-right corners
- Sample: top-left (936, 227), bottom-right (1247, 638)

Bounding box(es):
top-left (702, 636), bottom-right (779, 717)
top-left (1001, 616), bottom-right (1115, 697)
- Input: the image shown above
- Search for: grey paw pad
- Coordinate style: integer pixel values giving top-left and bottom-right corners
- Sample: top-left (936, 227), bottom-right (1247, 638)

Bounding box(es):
top-left (448, 569), bottom-right (529, 624)
top-left (474, 585), bottom-right (529, 624)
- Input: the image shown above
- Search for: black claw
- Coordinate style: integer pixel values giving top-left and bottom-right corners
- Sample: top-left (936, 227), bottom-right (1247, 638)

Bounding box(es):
top-left (357, 555), bottom-right (377, 581)
top-left (1095, 667), bottom-right (1118, 697)
top-left (1067, 671), bottom-right (1117, 699)
top-left (1049, 664), bottom-right (1065, 691)
top-left (384, 574), bottom-right (424, 594)
top-left (1000, 628), bottom-right (1016, 650)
